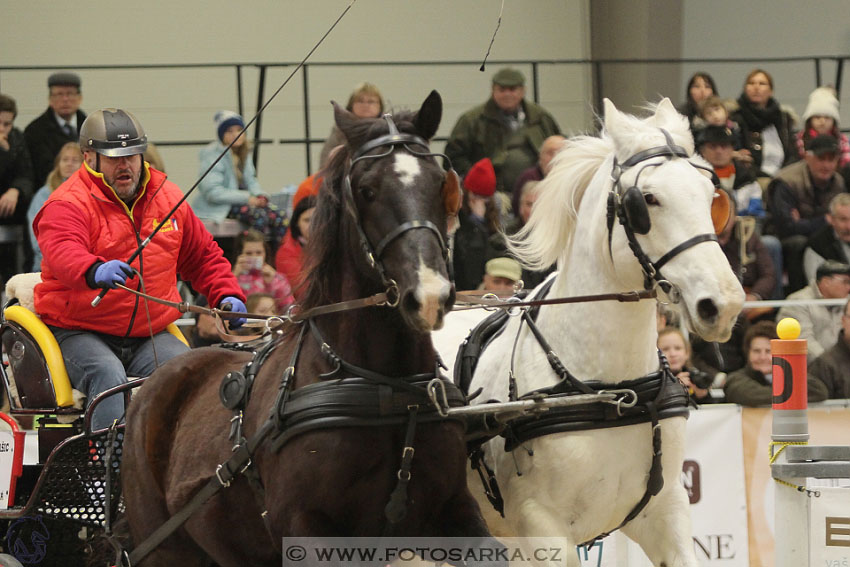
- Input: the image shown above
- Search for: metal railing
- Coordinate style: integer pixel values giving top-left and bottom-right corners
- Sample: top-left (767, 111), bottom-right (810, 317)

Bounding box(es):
top-left (2, 55), bottom-right (846, 174)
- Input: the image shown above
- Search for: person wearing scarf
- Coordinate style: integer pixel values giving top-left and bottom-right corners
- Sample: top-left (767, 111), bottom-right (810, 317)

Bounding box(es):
top-left (729, 68), bottom-right (798, 178)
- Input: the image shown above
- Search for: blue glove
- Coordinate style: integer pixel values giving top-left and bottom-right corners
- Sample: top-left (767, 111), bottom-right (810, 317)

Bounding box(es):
top-left (219, 296), bottom-right (247, 329)
top-left (94, 260), bottom-right (133, 289)
top-left (744, 197), bottom-right (766, 218)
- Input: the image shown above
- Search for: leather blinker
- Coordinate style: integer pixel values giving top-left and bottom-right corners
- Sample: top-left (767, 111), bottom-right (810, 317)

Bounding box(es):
top-left (442, 169), bottom-right (462, 216)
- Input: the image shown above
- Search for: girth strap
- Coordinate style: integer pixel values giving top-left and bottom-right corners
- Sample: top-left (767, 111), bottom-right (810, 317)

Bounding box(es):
top-left (384, 406), bottom-right (419, 528)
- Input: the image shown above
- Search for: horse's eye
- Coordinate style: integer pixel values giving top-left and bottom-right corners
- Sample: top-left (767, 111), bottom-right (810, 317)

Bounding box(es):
top-left (644, 193), bottom-right (659, 206)
top-left (361, 186), bottom-right (376, 201)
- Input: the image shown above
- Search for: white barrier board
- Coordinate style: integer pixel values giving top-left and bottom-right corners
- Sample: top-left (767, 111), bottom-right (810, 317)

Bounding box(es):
top-left (578, 405), bottom-right (749, 566)
top-left (0, 429), bottom-right (16, 508)
top-left (810, 485), bottom-right (850, 565)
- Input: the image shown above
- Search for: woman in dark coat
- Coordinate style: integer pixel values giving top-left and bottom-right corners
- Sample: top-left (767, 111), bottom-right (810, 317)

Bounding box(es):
top-left (453, 158), bottom-right (501, 291)
top-left (728, 68), bottom-right (798, 178)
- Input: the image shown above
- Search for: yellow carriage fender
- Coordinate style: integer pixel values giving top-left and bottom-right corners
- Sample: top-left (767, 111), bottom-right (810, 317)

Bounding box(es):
top-left (166, 321), bottom-right (189, 347)
top-left (4, 307), bottom-right (188, 407)
top-left (4, 305), bottom-right (74, 408)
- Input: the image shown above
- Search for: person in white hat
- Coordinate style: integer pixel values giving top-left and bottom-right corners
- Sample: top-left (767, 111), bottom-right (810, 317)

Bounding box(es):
top-left (795, 86), bottom-right (850, 168)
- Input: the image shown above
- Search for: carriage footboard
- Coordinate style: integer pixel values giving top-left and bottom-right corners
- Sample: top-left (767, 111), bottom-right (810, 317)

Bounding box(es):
top-left (3, 427), bottom-right (124, 528)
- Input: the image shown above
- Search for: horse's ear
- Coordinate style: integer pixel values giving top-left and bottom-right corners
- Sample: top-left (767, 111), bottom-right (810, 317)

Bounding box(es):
top-left (333, 100), bottom-right (358, 140)
top-left (653, 97), bottom-right (679, 123)
top-left (602, 98), bottom-right (624, 135)
top-left (414, 90), bottom-right (442, 141)
top-left (442, 169), bottom-right (462, 216)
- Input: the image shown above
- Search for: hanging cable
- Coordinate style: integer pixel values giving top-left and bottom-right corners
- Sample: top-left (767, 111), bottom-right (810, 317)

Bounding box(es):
top-left (479, 0), bottom-right (505, 72)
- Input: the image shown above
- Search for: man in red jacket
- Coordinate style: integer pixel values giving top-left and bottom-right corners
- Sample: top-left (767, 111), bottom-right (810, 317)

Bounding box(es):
top-left (33, 108), bottom-right (246, 430)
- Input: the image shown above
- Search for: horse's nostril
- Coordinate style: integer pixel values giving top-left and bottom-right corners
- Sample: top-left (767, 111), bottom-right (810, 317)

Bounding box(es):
top-left (697, 298), bottom-right (719, 321)
top-left (402, 291), bottom-right (420, 314)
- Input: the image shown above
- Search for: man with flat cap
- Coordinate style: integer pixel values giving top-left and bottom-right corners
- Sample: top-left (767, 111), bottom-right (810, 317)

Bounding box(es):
top-left (769, 133), bottom-right (847, 293)
top-left (24, 72), bottom-right (87, 187)
top-left (777, 260), bottom-right (850, 359)
top-left (445, 67), bottom-right (561, 200)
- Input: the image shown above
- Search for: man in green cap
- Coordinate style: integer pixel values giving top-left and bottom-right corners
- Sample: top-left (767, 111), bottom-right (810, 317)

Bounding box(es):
top-left (444, 67), bottom-right (561, 202)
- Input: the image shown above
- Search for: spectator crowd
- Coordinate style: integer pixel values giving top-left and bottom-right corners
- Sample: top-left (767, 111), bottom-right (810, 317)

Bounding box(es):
top-left (1, 66), bottom-right (849, 406)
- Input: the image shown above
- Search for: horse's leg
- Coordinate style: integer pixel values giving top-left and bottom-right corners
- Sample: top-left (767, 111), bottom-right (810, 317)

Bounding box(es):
top-left (619, 418), bottom-right (698, 567)
top-left (502, 497), bottom-right (579, 567)
top-left (620, 484), bottom-right (696, 567)
top-left (181, 485), bottom-right (280, 567)
top-left (123, 352), bottom-right (226, 567)
top-left (124, 431), bottom-right (210, 567)
top-left (437, 488), bottom-right (491, 538)
top-left (436, 490), bottom-right (513, 567)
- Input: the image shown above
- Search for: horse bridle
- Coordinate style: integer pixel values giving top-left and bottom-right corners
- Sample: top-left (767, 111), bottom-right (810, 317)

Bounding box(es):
top-left (342, 114), bottom-right (454, 303)
top-left (607, 128), bottom-right (721, 298)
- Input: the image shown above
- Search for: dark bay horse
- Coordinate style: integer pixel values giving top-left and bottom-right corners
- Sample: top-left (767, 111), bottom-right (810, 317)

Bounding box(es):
top-left (122, 91), bottom-right (493, 566)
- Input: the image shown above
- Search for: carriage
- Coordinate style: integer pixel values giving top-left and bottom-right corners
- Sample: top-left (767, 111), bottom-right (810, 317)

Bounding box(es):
top-left (0, 290), bottom-right (190, 565)
top-left (0, 94), bottom-right (741, 567)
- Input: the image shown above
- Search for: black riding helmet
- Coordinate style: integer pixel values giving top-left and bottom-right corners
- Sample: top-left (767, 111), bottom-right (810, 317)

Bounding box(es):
top-left (79, 108), bottom-right (147, 158)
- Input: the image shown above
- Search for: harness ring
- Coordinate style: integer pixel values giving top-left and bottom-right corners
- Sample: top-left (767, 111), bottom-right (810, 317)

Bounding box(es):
top-left (381, 279), bottom-right (400, 308)
top-left (427, 378), bottom-right (450, 417)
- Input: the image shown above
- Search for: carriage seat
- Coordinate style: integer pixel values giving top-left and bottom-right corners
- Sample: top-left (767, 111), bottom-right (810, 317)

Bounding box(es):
top-left (2, 273), bottom-right (188, 412)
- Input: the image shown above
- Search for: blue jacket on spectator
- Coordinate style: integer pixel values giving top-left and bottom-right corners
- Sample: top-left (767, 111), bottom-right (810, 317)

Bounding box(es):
top-left (193, 141), bottom-right (262, 221)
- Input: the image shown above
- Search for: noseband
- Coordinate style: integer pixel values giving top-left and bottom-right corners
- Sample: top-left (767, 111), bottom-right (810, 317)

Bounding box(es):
top-left (606, 128), bottom-right (720, 297)
top-left (343, 114), bottom-right (453, 300)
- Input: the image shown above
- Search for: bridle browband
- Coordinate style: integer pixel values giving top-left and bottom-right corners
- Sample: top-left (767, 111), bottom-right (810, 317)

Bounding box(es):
top-left (607, 128), bottom-right (720, 297)
top-left (343, 114), bottom-right (454, 299)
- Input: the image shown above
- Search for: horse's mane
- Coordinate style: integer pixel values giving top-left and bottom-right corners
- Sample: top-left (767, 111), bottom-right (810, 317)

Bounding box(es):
top-left (507, 134), bottom-right (611, 270)
top-left (300, 110), bottom-right (422, 310)
top-left (509, 101), bottom-right (693, 271)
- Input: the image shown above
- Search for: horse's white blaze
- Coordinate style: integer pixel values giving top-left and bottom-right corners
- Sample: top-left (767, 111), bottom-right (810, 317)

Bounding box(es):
top-left (394, 153), bottom-right (421, 187)
top-left (415, 255), bottom-right (449, 329)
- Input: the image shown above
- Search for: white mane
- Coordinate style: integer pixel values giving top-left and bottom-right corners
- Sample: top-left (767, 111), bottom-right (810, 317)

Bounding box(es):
top-left (509, 99), bottom-right (694, 272)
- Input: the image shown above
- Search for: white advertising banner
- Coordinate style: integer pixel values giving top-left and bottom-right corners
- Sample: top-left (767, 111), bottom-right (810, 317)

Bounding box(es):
top-left (810, 485), bottom-right (850, 565)
top-left (579, 405), bottom-right (749, 566)
top-left (0, 429), bottom-right (17, 508)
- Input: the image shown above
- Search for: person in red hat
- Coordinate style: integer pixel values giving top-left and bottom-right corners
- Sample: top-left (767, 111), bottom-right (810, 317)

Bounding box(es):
top-left (452, 158), bottom-right (502, 290)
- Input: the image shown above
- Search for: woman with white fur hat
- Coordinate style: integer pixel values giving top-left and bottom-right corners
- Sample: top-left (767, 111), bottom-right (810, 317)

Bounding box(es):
top-left (795, 86), bottom-right (850, 167)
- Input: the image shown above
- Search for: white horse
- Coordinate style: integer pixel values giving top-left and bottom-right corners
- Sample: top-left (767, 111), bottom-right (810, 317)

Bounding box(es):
top-left (453, 98), bottom-right (744, 567)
